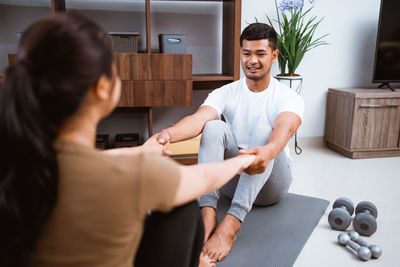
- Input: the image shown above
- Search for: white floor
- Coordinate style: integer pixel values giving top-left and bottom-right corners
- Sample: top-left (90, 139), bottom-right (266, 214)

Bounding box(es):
top-left (288, 137), bottom-right (400, 267)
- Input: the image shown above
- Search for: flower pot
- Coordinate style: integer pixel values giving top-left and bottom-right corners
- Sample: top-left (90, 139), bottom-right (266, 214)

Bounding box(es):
top-left (274, 74), bottom-right (303, 94)
top-left (274, 74), bottom-right (303, 155)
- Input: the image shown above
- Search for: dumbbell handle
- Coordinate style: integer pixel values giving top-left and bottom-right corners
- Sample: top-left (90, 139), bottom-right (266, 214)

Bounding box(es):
top-left (346, 240), bottom-right (361, 251)
top-left (349, 233), bottom-right (382, 259)
top-left (352, 237), bottom-right (369, 247)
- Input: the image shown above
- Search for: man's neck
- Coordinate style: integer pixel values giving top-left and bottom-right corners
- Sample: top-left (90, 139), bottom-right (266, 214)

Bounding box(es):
top-left (246, 74), bottom-right (271, 92)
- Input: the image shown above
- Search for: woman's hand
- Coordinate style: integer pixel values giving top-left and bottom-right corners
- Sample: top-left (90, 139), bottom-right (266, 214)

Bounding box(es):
top-left (239, 146), bottom-right (274, 175)
top-left (102, 134), bottom-right (170, 157)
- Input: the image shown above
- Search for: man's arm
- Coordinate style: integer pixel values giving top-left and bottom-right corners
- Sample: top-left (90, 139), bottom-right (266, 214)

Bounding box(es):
top-left (240, 111), bottom-right (301, 175)
top-left (155, 105), bottom-right (218, 144)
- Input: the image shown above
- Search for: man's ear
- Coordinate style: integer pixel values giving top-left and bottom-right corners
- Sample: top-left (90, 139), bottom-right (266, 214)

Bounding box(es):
top-left (272, 49), bottom-right (279, 63)
top-left (93, 76), bottom-right (112, 101)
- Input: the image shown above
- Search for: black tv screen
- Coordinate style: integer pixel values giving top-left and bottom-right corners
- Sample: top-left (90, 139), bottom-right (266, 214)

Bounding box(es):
top-left (373, 0), bottom-right (400, 84)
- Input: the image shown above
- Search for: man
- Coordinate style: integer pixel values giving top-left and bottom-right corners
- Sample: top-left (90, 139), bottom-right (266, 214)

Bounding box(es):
top-left (155, 23), bottom-right (304, 262)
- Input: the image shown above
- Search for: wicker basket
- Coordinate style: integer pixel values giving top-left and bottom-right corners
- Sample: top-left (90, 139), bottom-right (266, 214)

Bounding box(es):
top-left (108, 32), bottom-right (140, 53)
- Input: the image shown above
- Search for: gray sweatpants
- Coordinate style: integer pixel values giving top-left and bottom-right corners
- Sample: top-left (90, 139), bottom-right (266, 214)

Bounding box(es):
top-left (198, 120), bottom-right (293, 222)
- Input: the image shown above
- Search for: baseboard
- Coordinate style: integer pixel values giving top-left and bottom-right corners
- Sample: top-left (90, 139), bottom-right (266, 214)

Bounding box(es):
top-left (289, 136), bottom-right (324, 149)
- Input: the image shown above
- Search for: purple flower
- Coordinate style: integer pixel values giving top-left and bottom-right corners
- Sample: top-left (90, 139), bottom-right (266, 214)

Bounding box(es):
top-left (279, 0), bottom-right (304, 14)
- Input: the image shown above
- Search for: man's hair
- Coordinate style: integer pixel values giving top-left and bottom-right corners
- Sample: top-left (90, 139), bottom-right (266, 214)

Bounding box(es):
top-left (240, 23), bottom-right (277, 50)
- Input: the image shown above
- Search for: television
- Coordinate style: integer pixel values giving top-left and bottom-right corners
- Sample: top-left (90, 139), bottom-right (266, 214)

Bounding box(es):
top-left (372, 0), bottom-right (400, 90)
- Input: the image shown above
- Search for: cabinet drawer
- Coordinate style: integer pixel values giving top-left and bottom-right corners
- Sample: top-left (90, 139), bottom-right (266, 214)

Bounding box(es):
top-left (118, 80), bottom-right (192, 107)
top-left (351, 98), bottom-right (400, 149)
top-left (116, 53), bottom-right (192, 81)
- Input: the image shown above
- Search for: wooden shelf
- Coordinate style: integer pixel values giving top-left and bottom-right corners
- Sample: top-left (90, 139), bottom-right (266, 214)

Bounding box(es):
top-left (193, 74), bottom-right (234, 90)
top-left (192, 74), bottom-right (234, 81)
top-left (170, 154), bottom-right (198, 165)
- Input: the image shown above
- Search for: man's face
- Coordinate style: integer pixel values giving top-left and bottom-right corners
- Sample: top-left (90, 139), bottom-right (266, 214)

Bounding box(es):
top-left (240, 39), bottom-right (278, 81)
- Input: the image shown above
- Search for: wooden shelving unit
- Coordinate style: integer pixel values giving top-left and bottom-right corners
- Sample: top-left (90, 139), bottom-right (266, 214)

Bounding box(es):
top-left (10, 0), bottom-right (242, 137)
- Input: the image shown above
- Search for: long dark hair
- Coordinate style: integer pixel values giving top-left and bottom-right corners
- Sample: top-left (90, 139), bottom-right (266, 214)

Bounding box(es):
top-left (0, 12), bottom-right (114, 266)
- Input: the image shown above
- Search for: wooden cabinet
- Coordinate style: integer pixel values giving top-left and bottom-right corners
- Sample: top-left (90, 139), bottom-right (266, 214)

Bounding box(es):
top-left (324, 88), bottom-right (400, 159)
top-left (117, 53), bottom-right (192, 107)
top-left (8, 0), bottom-right (241, 137)
top-left (48, 0), bottom-right (241, 136)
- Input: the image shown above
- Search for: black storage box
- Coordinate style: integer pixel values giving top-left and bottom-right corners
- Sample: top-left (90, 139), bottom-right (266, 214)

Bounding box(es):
top-left (96, 134), bottom-right (109, 150)
top-left (115, 133), bottom-right (139, 148)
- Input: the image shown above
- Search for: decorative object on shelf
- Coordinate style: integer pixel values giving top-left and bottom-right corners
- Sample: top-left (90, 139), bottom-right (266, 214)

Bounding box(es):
top-left (275, 75), bottom-right (303, 155)
top-left (115, 133), bottom-right (140, 148)
top-left (266, 0), bottom-right (329, 76)
top-left (159, 34), bottom-right (187, 54)
top-left (96, 134), bottom-right (109, 150)
top-left (108, 32), bottom-right (140, 53)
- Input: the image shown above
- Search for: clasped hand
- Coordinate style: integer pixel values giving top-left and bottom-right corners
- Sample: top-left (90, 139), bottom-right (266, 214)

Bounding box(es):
top-left (239, 146), bottom-right (273, 175)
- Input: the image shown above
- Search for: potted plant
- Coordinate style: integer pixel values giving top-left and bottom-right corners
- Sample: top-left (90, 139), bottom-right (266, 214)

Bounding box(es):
top-left (266, 0), bottom-right (329, 77)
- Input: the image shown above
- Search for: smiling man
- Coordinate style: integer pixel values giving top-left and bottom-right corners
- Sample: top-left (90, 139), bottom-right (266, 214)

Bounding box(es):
top-left (154, 23), bottom-right (304, 263)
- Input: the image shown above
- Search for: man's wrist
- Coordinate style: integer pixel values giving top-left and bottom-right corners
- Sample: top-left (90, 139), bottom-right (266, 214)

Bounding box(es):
top-left (163, 128), bottom-right (172, 142)
top-left (263, 143), bottom-right (279, 159)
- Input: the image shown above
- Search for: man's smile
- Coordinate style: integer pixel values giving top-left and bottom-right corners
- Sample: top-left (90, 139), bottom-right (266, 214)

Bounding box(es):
top-left (247, 66), bottom-right (262, 73)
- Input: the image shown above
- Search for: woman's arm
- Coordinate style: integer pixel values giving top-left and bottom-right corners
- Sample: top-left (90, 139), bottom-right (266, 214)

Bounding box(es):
top-left (102, 136), bottom-right (168, 156)
top-left (173, 155), bottom-right (255, 206)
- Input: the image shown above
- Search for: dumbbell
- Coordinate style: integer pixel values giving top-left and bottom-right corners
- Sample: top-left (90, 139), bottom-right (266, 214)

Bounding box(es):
top-left (337, 233), bottom-right (371, 261)
top-left (328, 197), bottom-right (354, 230)
top-left (349, 231), bottom-right (382, 259)
top-left (353, 201), bottom-right (378, 236)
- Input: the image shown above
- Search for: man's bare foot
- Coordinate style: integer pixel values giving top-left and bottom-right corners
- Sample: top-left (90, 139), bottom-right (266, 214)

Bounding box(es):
top-left (198, 253), bottom-right (216, 267)
top-left (201, 207), bottom-right (218, 242)
top-left (202, 214), bottom-right (241, 262)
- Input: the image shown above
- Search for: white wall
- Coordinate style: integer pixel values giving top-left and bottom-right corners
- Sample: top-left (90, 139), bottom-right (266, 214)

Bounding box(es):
top-left (242, 0), bottom-right (386, 137)
top-left (0, 5), bottom-right (51, 69)
top-left (1, 0), bottom-right (397, 143)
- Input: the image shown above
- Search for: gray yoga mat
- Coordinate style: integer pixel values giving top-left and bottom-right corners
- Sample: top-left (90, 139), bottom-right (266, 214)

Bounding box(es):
top-left (215, 193), bottom-right (329, 267)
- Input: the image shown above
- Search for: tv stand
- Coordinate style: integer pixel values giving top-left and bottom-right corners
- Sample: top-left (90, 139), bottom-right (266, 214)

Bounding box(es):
top-left (324, 87), bottom-right (400, 159)
top-left (378, 82), bottom-right (395, 91)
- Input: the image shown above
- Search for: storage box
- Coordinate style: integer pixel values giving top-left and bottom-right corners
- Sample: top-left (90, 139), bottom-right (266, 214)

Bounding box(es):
top-left (115, 133), bottom-right (139, 148)
top-left (159, 34), bottom-right (187, 54)
top-left (108, 32), bottom-right (140, 53)
top-left (96, 134), bottom-right (109, 150)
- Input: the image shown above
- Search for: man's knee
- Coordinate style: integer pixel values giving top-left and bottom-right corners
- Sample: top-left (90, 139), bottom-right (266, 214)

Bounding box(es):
top-left (253, 152), bottom-right (292, 206)
top-left (203, 120), bottom-right (227, 134)
top-left (201, 120), bottom-right (228, 141)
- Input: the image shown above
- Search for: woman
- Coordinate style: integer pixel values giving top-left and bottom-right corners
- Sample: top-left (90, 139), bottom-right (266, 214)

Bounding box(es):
top-left (0, 12), bottom-right (253, 267)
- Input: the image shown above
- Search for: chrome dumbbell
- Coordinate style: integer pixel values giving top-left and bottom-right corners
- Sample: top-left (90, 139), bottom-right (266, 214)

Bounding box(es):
top-left (353, 201), bottom-right (378, 236)
top-left (328, 197), bottom-right (354, 230)
top-left (348, 231), bottom-right (382, 259)
top-left (337, 233), bottom-right (371, 261)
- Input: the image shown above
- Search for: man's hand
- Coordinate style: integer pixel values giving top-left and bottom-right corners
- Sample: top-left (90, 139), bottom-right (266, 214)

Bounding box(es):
top-left (156, 128), bottom-right (171, 145)
top-left (239, 146), bottom-right (274, 175)
top-left (145, 133), bottom-right (171, 156)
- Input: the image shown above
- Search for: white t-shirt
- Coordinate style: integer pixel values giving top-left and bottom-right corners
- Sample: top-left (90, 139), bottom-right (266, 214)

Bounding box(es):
top-left (201, 77), bottom-right (304, 153)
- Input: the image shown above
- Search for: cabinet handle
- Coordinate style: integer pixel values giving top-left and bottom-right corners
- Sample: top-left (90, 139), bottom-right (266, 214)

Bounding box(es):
top-left (359, 104), bottom-right (400, 108)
